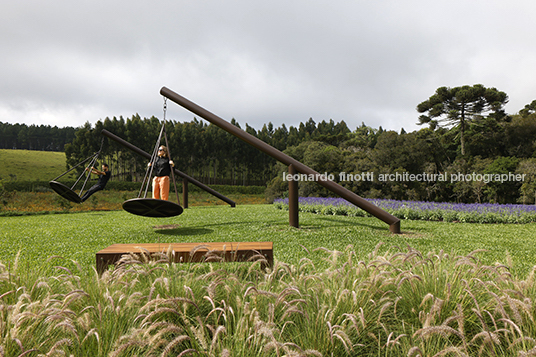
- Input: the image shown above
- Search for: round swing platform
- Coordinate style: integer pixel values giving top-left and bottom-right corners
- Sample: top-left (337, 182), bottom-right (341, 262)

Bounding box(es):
top-left (49, 181), bottom-right (82, 204)
top-left (122, 198), bottom-right (183, 218)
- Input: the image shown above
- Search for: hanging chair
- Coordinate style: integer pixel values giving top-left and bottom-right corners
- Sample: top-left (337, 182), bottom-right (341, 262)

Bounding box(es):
top-left (49, 139), bottom-right (104, 204)
top-left (122, 98), bottom-right (183, 218)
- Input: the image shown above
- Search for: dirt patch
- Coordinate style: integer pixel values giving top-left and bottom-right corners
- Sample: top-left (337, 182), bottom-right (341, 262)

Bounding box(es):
top-left (153, 224), bottom-right (180, 230)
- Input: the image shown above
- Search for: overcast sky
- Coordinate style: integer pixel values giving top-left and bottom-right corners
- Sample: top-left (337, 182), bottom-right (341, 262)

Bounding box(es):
top-left (1, 0), bottom-right (535, 134)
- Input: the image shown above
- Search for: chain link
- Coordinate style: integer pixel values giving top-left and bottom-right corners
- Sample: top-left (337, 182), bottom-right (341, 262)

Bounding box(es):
top-left (162, 97), bottom-right (167, 121)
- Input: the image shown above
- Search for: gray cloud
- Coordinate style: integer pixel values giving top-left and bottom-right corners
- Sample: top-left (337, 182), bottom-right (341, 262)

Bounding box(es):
top-left (1, 0), bottom-right (535, 133)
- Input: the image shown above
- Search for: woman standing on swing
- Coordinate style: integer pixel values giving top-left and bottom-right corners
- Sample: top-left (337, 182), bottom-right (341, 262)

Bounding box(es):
top-left (150, 145), bottom-right (174, 200)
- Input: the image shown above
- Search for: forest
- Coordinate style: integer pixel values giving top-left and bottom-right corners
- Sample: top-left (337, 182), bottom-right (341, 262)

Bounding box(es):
top-left (1, 85), bottom-right (536, 205)
top-left (0, 122), bottom-right (76, 151)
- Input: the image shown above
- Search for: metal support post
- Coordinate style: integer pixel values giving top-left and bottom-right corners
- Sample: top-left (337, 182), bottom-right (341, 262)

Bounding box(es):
top-left (183, 178), bottom-right (189, 208)
top-left (288, 164), bottom-right (299, 228)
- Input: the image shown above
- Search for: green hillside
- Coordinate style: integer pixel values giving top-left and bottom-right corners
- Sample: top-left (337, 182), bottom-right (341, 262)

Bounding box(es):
top-left (0, 149), bottom-right (69, 181)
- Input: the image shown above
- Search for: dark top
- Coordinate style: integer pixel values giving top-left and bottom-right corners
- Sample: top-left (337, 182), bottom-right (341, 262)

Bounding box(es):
top-left (97, 170), bottom-right (111, 186)
top-left (154, 157), bottom-right (171, 177)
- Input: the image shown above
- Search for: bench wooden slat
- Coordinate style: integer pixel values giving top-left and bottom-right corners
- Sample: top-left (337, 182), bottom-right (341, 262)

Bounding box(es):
top-left (96, 242), bottom-right (273, 273)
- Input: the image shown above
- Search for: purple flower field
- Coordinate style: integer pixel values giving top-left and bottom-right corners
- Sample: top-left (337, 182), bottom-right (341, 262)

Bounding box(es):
top-left (274, 197), bottom-right (536, 223)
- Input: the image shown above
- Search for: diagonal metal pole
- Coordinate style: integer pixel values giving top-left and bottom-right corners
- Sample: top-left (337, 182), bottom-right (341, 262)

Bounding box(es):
top-left (101, 129), bottom-right (236, 207)
top-left (160, 86), bottom-right (400, 233)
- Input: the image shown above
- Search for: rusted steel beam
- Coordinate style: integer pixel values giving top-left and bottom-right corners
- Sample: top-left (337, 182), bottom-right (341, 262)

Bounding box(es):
top-left (160, 86), bottom-right (400, 233)
top-left (183, 178), bottom-right (189, 208)
top-left (288, 164), bottom-right (299, 228)
top-left (101, 129), bottom-right (236, 208)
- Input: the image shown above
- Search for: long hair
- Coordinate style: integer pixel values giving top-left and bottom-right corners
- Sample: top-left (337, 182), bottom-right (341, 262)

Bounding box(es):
top-left (159, 146), bottom-right (169, 158)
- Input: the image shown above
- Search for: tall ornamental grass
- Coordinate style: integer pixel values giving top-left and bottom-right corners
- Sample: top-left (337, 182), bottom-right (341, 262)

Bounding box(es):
top-left (2, 245), bottom-right (536, 356)
top-left (274, 197), bottom-right (536, 224)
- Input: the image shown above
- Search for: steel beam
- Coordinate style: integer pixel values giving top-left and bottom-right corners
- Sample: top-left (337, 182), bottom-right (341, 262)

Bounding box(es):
top-left (288, 164), bottom-right (299, 228)
top-left (160, 86), bottom-right (400, 233)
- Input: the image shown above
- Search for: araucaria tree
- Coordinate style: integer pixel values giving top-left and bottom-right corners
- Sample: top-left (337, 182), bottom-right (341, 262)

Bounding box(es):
top-left (416, 84), bottom-right (508, 155)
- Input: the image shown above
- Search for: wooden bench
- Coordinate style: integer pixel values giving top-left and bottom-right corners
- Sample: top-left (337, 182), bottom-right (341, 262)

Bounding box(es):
top-left (96, 241), bottom-right (273, 274)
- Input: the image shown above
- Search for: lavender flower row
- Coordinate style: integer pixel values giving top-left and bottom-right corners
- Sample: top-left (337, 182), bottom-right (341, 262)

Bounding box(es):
top-left (273, 197), bottom-right (536, 223)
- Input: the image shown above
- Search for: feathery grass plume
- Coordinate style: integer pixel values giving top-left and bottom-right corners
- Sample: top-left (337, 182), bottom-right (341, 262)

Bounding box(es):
top-left (298, 257), bottom-right (316, 275)
top-left (262, 341), bottom-right (282, 356)
top-left (143, 321), bottom-right (182, 338)
top-left (206, 304), bottom-right (229, 327)
top-left (148, 324), bottom-right (185, 346)
top-left (160, 334), bottom-right (192, 356)
top-left (280, 304), bottom-right (308, 323)
top-left (62, 289), bottom-right (90, 309)
top-left (209, 325), bottom-right (226, 353)
top-left (518, 346), bottom-right (536, 356)
top-left (7, 240), bottom-right (536, 355)
top-left (139, 306), bottom-right (181, 328)
top-left (152, 276), bottom-right (170, 293)
top-left (189, 244), bottom-right (213, 263)
top-left (311, 248), bottom-right (343, 273)
top-left (281, 341), bottom-right (308, 355)
top-left (247, 252), bottom-right (269, 267)
top-left (423, 295), bottom-right (445, 329)
top-left (54, 320), bottom-right (79, 342)
top-left (377, 301), bottom-right (393, 325)
top-left (385, 332), bottom-right (407, 349)
top-left (522, 266), bottom-right (536, 290)
top-left (109, 337), bottom-right (145, 357)
top-left (275, 287), bottom-right (302, 306)
top-left (432, 346), bottom-right (470, 356)
top-left (326, 321), bottom-right (353, 353)
top-left (81, 327), bottom-right (99, 345)
top-left (508, 336), bottom-right (536, 352)
top-left (498, 318), bottom-right (524, 339)
top-left (45, 337), bottom-right (72, 356)
top-left (470, 330), bottom-right (501, 347)
top-left (505, 294), bottom-right (529, 326)
top-left (414, 325), bottom-right (464, 339)
top-left (176, 349), bottom-right (198, 356)
top-left (204, 250), bottom-right (225, 263)
top-left (407, 345), bottom-right (424, 356)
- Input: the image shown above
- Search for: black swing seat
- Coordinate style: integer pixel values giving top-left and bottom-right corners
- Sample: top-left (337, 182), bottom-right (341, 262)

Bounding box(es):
top-left (122, 198), bottom-right (183, 218)
top-left (49, 181), bottom-right (82, 204)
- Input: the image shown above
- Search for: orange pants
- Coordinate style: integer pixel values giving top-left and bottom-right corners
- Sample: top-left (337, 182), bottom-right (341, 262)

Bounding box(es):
top-left (153, 176), bottom-right (170, 200)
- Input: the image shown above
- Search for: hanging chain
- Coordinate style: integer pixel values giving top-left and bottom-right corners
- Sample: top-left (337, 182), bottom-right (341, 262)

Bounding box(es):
top-left (162, 97), bottom-right (167, 122)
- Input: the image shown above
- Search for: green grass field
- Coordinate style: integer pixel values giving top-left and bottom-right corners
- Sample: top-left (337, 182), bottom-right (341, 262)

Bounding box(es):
top-left (0, 148), bottom-right (68, 181)
top-left (1, 204), bottom-right (535, 277)
top-left (4, 150), bottom-right (536, 355)
top-left (3, 205), bottom-right (536, 355)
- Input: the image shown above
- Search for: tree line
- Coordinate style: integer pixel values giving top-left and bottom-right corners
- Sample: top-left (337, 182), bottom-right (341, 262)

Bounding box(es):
top-left (3, 84), bottom-right (536, 204)
top-left (62, 114), bottom-right (351, 186)
top-left (0, 122), bottom-right (76, 151)
top-left (267, 86), bottom-right (536, 204)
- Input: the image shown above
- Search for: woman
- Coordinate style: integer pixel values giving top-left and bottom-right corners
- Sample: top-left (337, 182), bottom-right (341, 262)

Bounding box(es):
top-left (150, 146), bottom-right (174, 200)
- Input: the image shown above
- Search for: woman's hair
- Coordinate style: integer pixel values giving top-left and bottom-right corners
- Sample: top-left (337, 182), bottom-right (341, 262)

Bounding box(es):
top-left (159, 146), bottom-right (168, 157)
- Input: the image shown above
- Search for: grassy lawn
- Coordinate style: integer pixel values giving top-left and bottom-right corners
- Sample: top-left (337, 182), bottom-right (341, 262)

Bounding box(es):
top-left (1, 204), bottom-right (535, 277)
top-left (0, 190), bottom-right (266, 214)
top-left (0, 148), bottom-right (70, 181)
